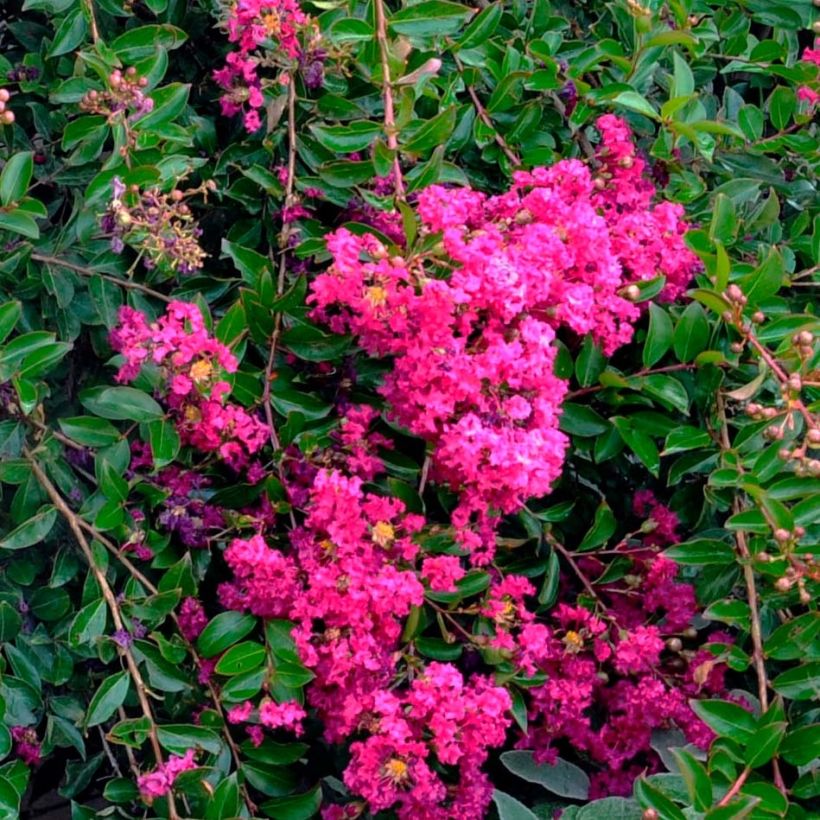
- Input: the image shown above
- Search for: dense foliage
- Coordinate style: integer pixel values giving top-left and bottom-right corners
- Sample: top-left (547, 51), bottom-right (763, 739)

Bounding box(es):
top-left (0, 0), bottom-right (818, 817)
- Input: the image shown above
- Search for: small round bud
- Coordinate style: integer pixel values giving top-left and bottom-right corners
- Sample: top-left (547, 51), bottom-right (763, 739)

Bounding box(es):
top-left (762, 407), bottom-right (778, 419)
top-left (722, 310), bottom-right (734, 322)
top-left (666, 637), bottom-right (683, 652)
top-left (774, 528), bottom-right (791, 543)
top-left (775, 576), bottom-right (791, 592)
top-left (0, 101), bottom-right (5, 113)
top-left (757, 552), bottom-right (771, 563)
top-left (807, 428), bottom-right (820, 445)
top-left (116, 210), bottom-right (132, 226)
top-left (620, 155), bottom-right (634, 169)
top-left (788, 374), bottom-right (802, 392)
top-left (206, 179), bottom-right (218, 191)
top-left (768, 426), bottom-right (783, 440)
top-left (625, 285), bottom-right (641, 301)
top-left (683, 627), bottom-right (697, 640)
top-left (746, 403), bottom-right (761, 416)
top-left (0, 110), bottom-right (14, 125)
top-left (797, 330), bottom-right (813, 346)
top-left (730, 342), bottom-right (744, 354)
top-left (0, 89), bottom-right (10, 102)
top-left (794, 526), bottom-right (805, 538)
top-left (139, 77), bottom-right (148, 87)
top-left (643, 810), bottom-right (659, 820)
top-left (752, 311), bottom-right (765, 324)
top-left (799, 587), bottom-right (812, 605)
top-left (778, 448), bottom-right (791, 460)
top-left (813, 20), bottom-right (820, 34)
top-left (727, 284), bottom-right (743, 303)
top-left (809, 459), bottom-right (820, 476)
top-left (593, 177), bottom-right (606, 190)
top-left (171, 189), bottom-right (184, 202)
top-left (126, 66), bottom-right (137, 77)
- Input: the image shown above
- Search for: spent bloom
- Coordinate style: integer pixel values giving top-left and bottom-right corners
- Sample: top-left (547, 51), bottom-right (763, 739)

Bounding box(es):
top-left (137, 749), bottom-right (197, 803)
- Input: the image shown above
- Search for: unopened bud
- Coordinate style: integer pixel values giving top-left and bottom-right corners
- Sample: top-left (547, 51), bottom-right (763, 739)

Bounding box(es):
top-left (0, 110), bottom-right (14, 125)
top-left (797, 330), bottom-right (813, 346)
top-left (726, 284), bottom-right (743, 302)
top-left (794, 526), bottom-right (805, 538)
top-left (624, 285), bottom-right (641, 301)
top-left (666, 637), bottom-right (683, 652)
top-left (775, 576), bottom-right (791, 592)
top-left (730, 342), bottom-right (744, 354)
top-left (808, 429), bottom-right (820, 445)
top-left (0, 89), bottom-right (9, 102)
top-left (643, 810), bottom-right (659, 820)
top-left (757, 552), bottom-right (771, 562)
top-left (799, 587), bottom-right (811, 604)
top-left (752, 311), bottom-right (765, 324)
top-left (778, 448), bottom-right (791, 460)
top-left (787, 374), bottom-right (802, 392)
top-left (722, 310), bottom-right (733, 322)
top-left (774, 528), bottom-right (791, 543)
top-left (171, 189), bottom-right (184, 202)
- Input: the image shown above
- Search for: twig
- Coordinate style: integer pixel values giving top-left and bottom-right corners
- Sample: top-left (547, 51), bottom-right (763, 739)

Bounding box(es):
top-left (98, 726), bottom-right (123, 778)
top-left (565, 362), bottom-right (700, 400)
top-left (31, 254), bottom-right (171, 303)
top-left (24, 448), bottom-right (179, 820)
top-left (716, 766), bottom-right (750, 808)
top-left (374, 0), bottom-right (406, 197)
top-left (451, 51), bottom-right (520, 168)
top-left (545, 531), bottom-right (601, 603)
top-left (715, 395), bottom-right (772, 712)
top-left (83, 0), bottom-right (99, 43)
top-left (549, 93), bottom-right (596, 160)
top-left (117, 707), bottom-right (141, 778)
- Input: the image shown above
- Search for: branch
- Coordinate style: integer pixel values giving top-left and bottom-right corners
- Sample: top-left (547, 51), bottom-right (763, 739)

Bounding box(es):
top-left (451, 51), bottom-right (520, 168)
top-left (31, 254), bottom-right (171, 303)
top-left (24, 448), bottom-right (179, 820)
top-left (565, 362), bottom-right (700, 400)
top-left (374, 0), bottom-right (406, 197)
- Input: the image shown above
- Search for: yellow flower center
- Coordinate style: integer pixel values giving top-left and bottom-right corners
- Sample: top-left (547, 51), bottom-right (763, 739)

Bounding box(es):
top-left (383, 758), bottom-right (409, 785)
top-left (184, 404), bottom-right (202, 423)
top-left (564, 630), bottom-right (584, 652)
top-left (366, 285), bottom-right (388, 307)
top-left (372, 521), bottom-right (395, 547)
top-left (262, 11), bottom-right (281, 35)
top-left (189, 359), bottom-right (213, 384)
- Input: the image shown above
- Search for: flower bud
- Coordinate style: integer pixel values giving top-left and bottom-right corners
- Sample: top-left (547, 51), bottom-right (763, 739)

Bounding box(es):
top-left (775, 576), bottom-right (791, 592)
top-left (794, 526), bottom-right (805, 538)
top-left (757, 552), bottom-right (771, 562)
top-left (0, 110), bottom-right (15, 125)
top-left (643, 810), bottom-right (659, 820)
top-left (752, 311), bottom-right (765, 324)
top-left (726, 284), bottom-right (743, 303)
top-left (624, 285), bottom-right (641, 301)
top-left (0, 89), bottom-right (9, 102)
top-left (730, 342), bottom-right (744, 354)
top-left (666, 637), bottom-right (683, 652)
top-left (797, 330), bottom-right (813, 346)
top-left (774, 528), bottom-right (790, 543)
top-left (808, 428), bottom-right (820, 445)
top-left (787, 374), bottom-right (802, 392)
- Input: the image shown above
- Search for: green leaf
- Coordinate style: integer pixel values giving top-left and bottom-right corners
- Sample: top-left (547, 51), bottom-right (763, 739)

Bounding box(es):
top-left (575, 336), bottom-right (606, 387)
top-left (215, 641), bottom-right (266, 676)
top-left (146, 419), bottom-right (180, 468)
top-left (635, 778), bottom-right (686, 820)
top-left (492, 790), bottom-right (539, 820)
top-left (197, 612), bottom-right (257, 658)
top-left (310, 122), bottom-right (382, 154)
top-left (157, 724), bottom-right (222, 755)
top-left (745, 721), bottom-right (786, 768)
top-left (578, 500), bottom-right (616, 551)
top-left (402, 107), bottom-right (458, 154)
top-left (688, 699), bottom-right (755, 741)
top-left (389, 1), bottom-right (474, 37)
top-left (455, 2), bottom-right (501, 50)
top-left (771, 662), bottom-right (820, 701)
top-left (58, 417), bottom-right (121, 448)
top-left (662, 426), bottom-right (713, 456)
top-left (559, 403), bottom-right (609, 437)
top-left (47, 9), bottom-right (88, 58)
top-left (739, 247), bottom-right (783, 306)
top-left (769, 86), bottom-right (794, 131)
top-left (137, 83), bottom-right (191, 130)
top-left (260, 785), bottom-right (322, 820)
top-left (500, 751), bottom-right (589, 800)
top-left (0, 211), bottom-right (39, 240)
top-left (665, 539), bottom-right (735, 565)
top-left (673, 302), bottom-right (709, 362)
top-left (68, 599), bottom-right (108, 648)
top-left (0, 154), bottom-right (34, 207)
top-left (0, 602), bottom-right (22, 642)
top-left (709, 193), bottom-right (737, 245)
top-left (780, 723), bottom-right (820, 766)
top-left (671, 749), bottom-right (711, 811)
top-left (85, 672), bottom-right (130, 728)
top-left (643, 303), bottom-right (673, 368)
top-left (671, 52), bottom-right (694, 98)
top-left (80, 387), bottom-right (163, 422)
top-left (0, 505), bottom-right (57, 550)
top-left (611, 91), bottom-right (659, 120)
top-left (612, 417), bottom-right (660, 476)
top-left (0, 302), bottom-right (22, 345)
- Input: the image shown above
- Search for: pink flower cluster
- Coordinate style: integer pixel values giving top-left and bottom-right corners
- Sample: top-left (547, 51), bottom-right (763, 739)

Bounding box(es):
top-left (11, 726), bottom-right (40, 766)
top-left (137, 749), bottom-right (197, 803)
top-left (213, 0), bottom-right (310, 131)
top-left (111, 302), bottom-right (268, 469)
top-left (310, 116), bottom-right (699, 561)
top-left (798, 40), bottom-right (820, 107)
top-left (220, 462), bottom-right (511, 817)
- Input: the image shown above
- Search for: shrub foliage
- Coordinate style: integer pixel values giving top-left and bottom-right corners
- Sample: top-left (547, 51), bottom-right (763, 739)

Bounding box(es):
top-left (0, 0), bottom-right (818, 817)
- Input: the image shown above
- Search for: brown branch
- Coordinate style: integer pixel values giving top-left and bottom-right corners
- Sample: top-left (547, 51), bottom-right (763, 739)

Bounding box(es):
top-left (545, 531), bottom-right (602, 604)
top-left (31, 254), bottom-right (171, 303)
top-left (549, 93), bottom-right (596, 161)
top-left (24, 448), bottom-right (179, 820)
top-left (374, 0), bottom-right (406, 197)
top-left (83, 0), bottom-right (100, 43)
top-left (451, 51), bottom-right (520, 168)
top-left (565, 362), bottom-right (699, 400)
top-left (717, 766), bottom-right (750, 808)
